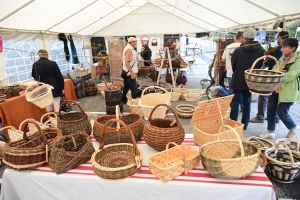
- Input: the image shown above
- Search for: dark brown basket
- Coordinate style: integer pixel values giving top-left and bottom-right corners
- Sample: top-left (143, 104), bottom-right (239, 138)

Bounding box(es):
top-left (104, 85), bottom-right (123, 114)
top-left (0, 89), bottom-right (12, 99)
top-left (49, 131), bottom-right (95, 174)
top-left (143, 104), bottom-right (185, 151)
top-left (85, 87), bottom-right (98, 96)
top-left (176, 73), bottom-right (187, 85)
top-left (138, 66), bottom-right (150, 77)
top-left (58, 100), bottom-right (92, 135)
top-left (93, 106), bottom-right (144, 144)
top-left (3, 119), bottom-right (62, 171)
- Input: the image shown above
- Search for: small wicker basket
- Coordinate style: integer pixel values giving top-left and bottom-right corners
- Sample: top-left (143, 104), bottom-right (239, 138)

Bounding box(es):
top-left (176, 104), bottom-right (196, 119)
top-left (166, 84), bottom-right (180, 102)
top-left (172, 84), bottom-right (189, 99)
top-left (127, 98), bottom-right (143, 115)
top-left (247, 136), bottom-right (274, 153)
top-left (91, 119), bottom-right (143, 179)
top-left (97, 82), bottom-right (112, 91)
top-left (276, 131), bottom-right (300, 152)
top-left (25, 82), bottom-right (54, 108)
top-left (0, 94), bottom-right (6, 103)
top-left (149, 142), bottom-right (200, 183)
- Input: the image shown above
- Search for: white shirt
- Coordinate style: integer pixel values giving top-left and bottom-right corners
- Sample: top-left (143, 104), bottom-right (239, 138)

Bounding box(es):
top-left (221, 42), bottom-right (241, 78)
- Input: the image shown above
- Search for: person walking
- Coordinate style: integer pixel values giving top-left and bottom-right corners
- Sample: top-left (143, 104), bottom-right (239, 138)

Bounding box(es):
top-left (250, 31), bottom-right (289, 123)
top-left (229, 28), bottom-right (265, 130)
top-left (32, 49), bottom-right (64, 115)
top-left (121, 37), bottom-right (139, 104)
top-left (141, 44), bottom-right (152, 79)
top-left (259, 38), bottom-right (300, 139)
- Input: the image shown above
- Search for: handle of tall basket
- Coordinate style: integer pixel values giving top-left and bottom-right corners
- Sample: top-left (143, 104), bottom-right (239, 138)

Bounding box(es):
top-left (287, 131), bottom-right (300, 152)
top-left (166, 142), bottom-right (188, 174)
top-left (20, 119), bottom-right (47, 145)
top-left (59, 100), bottom-right (85, 116)
top-left (248, 55), bottom-right (279, 75)
top-left (275, 142), bottom-right (295, 166)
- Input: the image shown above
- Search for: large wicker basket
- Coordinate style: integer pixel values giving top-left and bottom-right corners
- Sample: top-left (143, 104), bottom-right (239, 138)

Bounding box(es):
top-left (200, 125), bottom-right (260, 179)
top-left (3, 119), bottom-right (62, 171)
top-left (91, 119), bottom-right (143, 179)
top-left (93, 105), bottom-right (144, 144)
top-left (25, 82), bottom-right (54, 108)
top-left (144, 104), bottom-right (185, 151)
top-left (49, 131), bottom-right (95, 174)
top-left (57, 100), bottom-right (92, 135)
top-left (138, 86), bottom-right (171, 120)
top-left (265, 142), bottom-right (300, 183)
top-left (149, 142), bottom-right (200, 182)
top-left (191, 95), bottom-right (244, 146)
top-left (166, 84), bottom-right (180, 102)
top-left (245, 55), bottom-right (284, 96)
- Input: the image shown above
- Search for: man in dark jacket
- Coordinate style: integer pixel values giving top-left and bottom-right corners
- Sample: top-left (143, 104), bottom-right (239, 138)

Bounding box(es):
top-left (32, 49), bottom-right (64, 114)
top-left (230, 28), bottom-right (265, 130)
top-left (250, 31), bottom-right (289, 123)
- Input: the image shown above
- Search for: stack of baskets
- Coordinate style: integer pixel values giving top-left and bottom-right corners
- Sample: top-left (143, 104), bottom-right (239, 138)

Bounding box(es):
top-left (245, 55), bottom-right (284, 95)
top-left (172, 84), bottom-right (188, 99)
top-left (138, 86), bottom-right (171, 120)
top-left (191, 95), bottom-right (244, 146)
top-left (0, 94), bottom-right (6, 103)
top-left (176, 104), bottom-right (196, 119)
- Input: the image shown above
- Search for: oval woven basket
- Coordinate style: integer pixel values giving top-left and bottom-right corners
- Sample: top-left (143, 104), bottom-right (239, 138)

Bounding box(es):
top-left (247, 136), bottom-right (274, 153)
top-left (143, 104), bottom-right (185, 151)
top-left (25, 82), bottom-right (54, 108)
top-left (265, 142), bottom-right (300, 183)
top-left (172, 84), bottom-right (188, 98)
top-left (138, 66), bottom-right (150, 77)
top-left (57, 100), bottom-right (92, 135)
top-left (200, 125), bottom-right (260, 179)
top-left (244, 55), bottom-right (284, 96)
top-left (138, 86), bottom-right (171, 120)
top-left (127, 98), bottom-right (143, 116)
top-left (91, 119), bottom-right (144, 179)
top-left (3, 119), bottom-right (62, 171)
top-left (93, 105), bottom-right (144, 144)
top-left (175, 104), bottom-right (196, 119)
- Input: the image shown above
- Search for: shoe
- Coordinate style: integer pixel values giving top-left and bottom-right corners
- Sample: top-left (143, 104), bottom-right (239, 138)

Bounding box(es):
top-left (287, 125), bottom-right (300, 138)
top-left (265, 117), bottom-right (280, 124)
top-left (250, 117), bottom-right (264, 123)
top-left (243, 126), bottom-right (247, 130)
top-left (258, 132), bottom-right (275, 139)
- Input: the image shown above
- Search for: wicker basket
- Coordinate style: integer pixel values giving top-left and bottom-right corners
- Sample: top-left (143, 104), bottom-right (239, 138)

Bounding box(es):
top-left (57, 100), bottom-right (92, 135)
top-left (25, 82), bottom-right (54, 108)
top-left (0, 90), bottom-right (12, 99)
top-left (85, 87), bottom-right (98, 96)
top-left (144, 104), bottom-right (185, 151)
top-left (0, 94), bottom-right (6, 103)
top-left (40, 112), bottom-right (57, 128)
top-left (0, 140), bottom-right (5, 159)
top-left (127, 98), bottom-right (143, 115)
top-left (97, 82), bottom-right (112, 91)
top-left (91, 119), bottom-right (143, 179)
top-left (176, 104), bottom-right (196, 119)
top-left (49, 131), bottom-right (95, 174)
top-left (183, 90), bottom-right (204, 102)
top-left (247, 136), bottom-right (274, 153)
top-left (180, 61), bottom-right (188, 68)
top-left (104, 85), bottom-right (123, 115)
top-left (191, 95), bottom-right (244, 146)
top-left (245, 55), bottom-right (284, 96)
top-left (276, 131), bottom-right (300, 152)
top-left (93, 105), bottom-right (144, 144)
top-left (200, 125), bottom-right (260, 179)
top-left (138, 86), bottom-right (171, 120)
top-left (3, 119), bottom-right (62, 171)
top-left (166, 84), bottom-right (180, 102)
top-left (172, 84), bottom-right (188, 99)
top-left (265, 142), bottom-right (300, 183)
top-left (260, 153), bottom-right (268, 171)
top-left (149, 142), bottom-right (200, 182)
top-left (1, 126), bottom-right (23, 142)
top-left (138, 66), bottom-right (150, 77)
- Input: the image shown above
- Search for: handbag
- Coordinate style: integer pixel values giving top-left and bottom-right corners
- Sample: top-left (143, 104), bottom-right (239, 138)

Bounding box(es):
top-left (120, 62), bottom-right (136, 79)
top-left (151, 39), bottom-right (157, 46)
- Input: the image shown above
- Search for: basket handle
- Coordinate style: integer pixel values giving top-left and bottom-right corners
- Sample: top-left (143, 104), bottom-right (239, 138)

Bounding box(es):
top-left (141, 86), bottom-right (156, 98)
top-left (275, 142), bottom-right (295, 166)
top-left (217, 125), bottom-right (245, 162)
top-left (40, 112), bottom-right (57, 124)
top-left (59, 100), bottom-right (85, 116)
top-left (19, 119), bottom-right (47, 145)
top-left (178, 84), bottom-right (184, 89)
top-left (148, 103), bottom-right (179, 123)
top-left (99, 119), bottom-right (140, 157)
top-left (0, 126), bottom-right (17, 132)
top-left (166, 83), bottom-right (173, 91)
top-left (115, 105), bottom-right (122, 130)
top-left (248, 136), bottom-right (266, 147)
top-left (287, 131), bottom-right (300, 152)
top-left (166, 142), bottom-right (188, 174)
top-left (248, 55), bottom-right (279, 74)
top-left (24, 82), bottom-right (53, 95)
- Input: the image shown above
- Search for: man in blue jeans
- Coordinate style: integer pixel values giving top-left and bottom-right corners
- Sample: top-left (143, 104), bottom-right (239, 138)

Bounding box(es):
top-left (230, 28), bottom-right (265, 130)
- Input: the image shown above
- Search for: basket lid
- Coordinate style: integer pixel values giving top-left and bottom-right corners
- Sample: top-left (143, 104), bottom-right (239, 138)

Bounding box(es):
top-left (104, 85), bottom-right (121, 92)
top-left (190, 95), bottom-right (233, 125)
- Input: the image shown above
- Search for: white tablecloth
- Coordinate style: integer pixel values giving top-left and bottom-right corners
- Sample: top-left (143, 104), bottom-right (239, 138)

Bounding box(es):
top-left (0, 135), bottom-right (276, 200)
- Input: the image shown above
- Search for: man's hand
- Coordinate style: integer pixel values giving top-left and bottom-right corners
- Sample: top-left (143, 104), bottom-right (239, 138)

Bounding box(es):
top-left (131, 73), bottom-right (137, 79)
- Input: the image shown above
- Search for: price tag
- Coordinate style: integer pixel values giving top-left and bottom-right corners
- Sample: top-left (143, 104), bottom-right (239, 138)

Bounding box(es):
top-left (135, 155), bottom-right (141, 168)
top-left (204, 102), bottom-right (211, 115)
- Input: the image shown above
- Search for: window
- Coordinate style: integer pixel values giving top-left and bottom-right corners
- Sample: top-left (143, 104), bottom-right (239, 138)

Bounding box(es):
top-left (49, 41), bottom-right (70, 75)
top-left (75, 41), bottom-right (91, 69)
top-left (4, 40), bottom-right (39, 84)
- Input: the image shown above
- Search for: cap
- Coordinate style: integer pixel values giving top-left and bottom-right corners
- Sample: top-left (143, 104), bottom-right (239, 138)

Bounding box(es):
top-left (128, 37), bottom-right (138, 43)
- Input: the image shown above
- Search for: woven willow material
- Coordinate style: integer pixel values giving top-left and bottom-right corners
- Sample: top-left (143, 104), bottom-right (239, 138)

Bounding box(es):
top-left (127, 98), bottom-right (143, 115)
top-left (172, 84), bottom-right (188, 99)
top-left (93, 106), bottom-right (144, 144)
top-left (138, 86), bottom-right (171, 120)
top-left (105, 85), bottom-right (123, 115)
top-left (85, 87), bottom-right (98, 96)
top-left (49, 131), bottom-right (95, 174)
top-left (175, 104), bottom-right (195, 119)
top-left (40, 112), bottom-right (57, 128)
top-left (0, 94), bottom-right (6, 102)
top-left (58, 100), bottom-right (92, 135)
top-left (166, 84), bottom-right (181, 102)
top-left (247, 136), bottom-right (274, 153)
top-left (260, 153), bottom-right (268, 169)
top-left (3, 119), bottom-right (62, 171)
top-left (25, 82), bottom-right (54, 108)
top-left (0, 140), bottom-right (5, 159)
top-left (138, 66), bottom-right (150, 77)
top-left (144, 104), bottom-right (185, 151)
top-left (265, 142), bottom-right (300, 183)
top-left (191, 95), bottom-right (244, 146)
top-left (276, 131), bottom-right (300, 152)
top-left (149, 142), bottom-right (200, 182)
top-left (245, 55), bottom-right (284, 96)
top-left (200, 125), bottom-right (260, 179)
top-left (97, 82), bottom-right (112, 91)
top-left (91, 119), bottom-right (143, 179)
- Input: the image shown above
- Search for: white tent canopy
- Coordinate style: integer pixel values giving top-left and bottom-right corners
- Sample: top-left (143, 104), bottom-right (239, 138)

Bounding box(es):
top-left (0, 0), bottom-right (300, 36)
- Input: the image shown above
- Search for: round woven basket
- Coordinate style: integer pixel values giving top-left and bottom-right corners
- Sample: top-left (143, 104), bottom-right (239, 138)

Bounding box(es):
top-left (25, 82), bottom-right (54, 108)
top-left (166, 84), bottom-right (180, 101)
top-left (276, 131), bottom-right (300, 152)
top-left (143, 104), bottom-right (185, 151)
top-left (138, 66), bottom-right (150, 77)
top-left (91, 119), bottom-right (143, 179)
top-left (247, 136), bottom-right (274, 153)
top-left (200, 125), bottom-right (260, 179)
top-left (138, 86), bottom-right (171, 120)
top-left (175, 104), bottom-right (196, 119)
top-left (127, 98), bottom-right (143, 115)
top-left (245, 55), bottom-right (284, 96)
top-left (265, 142), bottom-right (300, 183)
